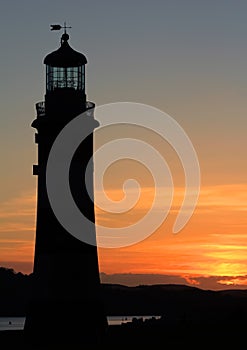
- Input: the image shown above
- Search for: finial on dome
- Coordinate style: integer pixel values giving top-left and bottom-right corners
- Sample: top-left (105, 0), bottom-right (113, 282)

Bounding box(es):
top-left (50, 22), bottom-right (72, 45)
top-left (61, 32), bottom-right (69, 45)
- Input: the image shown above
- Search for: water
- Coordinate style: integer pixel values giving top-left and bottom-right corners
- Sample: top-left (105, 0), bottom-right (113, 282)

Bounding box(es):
top-left (108, 315), bottom-right (161, 325)
top-left (0, 315), bottom-right (161, 331)
top-left (0, 317), bottom-right (25, 331)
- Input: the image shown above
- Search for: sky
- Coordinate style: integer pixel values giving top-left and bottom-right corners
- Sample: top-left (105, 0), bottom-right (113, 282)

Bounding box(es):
top-left (0, 0), bottom-right (247, 290)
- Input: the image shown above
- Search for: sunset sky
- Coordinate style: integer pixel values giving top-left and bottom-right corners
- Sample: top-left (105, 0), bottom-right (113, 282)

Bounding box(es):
top-left (0, 0), bottom-right (247, 290)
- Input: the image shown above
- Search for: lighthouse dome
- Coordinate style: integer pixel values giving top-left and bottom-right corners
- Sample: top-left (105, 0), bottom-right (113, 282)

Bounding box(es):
top-left (44, 33), bottom-right (87, 67)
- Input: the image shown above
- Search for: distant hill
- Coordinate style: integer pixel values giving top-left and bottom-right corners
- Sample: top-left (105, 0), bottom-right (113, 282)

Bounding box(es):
top-left (101, 283), bottom-right (247, 321)
top-left (1, 267), bottom-right (247, 321)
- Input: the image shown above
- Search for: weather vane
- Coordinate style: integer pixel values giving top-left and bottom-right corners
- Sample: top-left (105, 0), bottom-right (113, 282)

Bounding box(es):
top-left (50, 22), bottom-right (72, 33)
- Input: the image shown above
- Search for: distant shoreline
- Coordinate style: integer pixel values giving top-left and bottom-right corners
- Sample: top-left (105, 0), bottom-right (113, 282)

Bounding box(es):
top-left (0, 315), bottom-right (162, 331)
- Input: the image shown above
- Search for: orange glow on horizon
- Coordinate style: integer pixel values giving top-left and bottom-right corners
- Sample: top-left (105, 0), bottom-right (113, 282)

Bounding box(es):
top-left (0, 183), bottom-right (247, 288)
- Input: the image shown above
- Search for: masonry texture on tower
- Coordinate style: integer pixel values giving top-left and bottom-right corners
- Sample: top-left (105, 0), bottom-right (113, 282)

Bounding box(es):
top-left (24, 28), bottom-right (107, 346)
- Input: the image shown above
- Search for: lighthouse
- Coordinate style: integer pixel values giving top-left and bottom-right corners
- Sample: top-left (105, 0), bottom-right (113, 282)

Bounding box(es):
top-left (24, 25), bottom-right (107, 346)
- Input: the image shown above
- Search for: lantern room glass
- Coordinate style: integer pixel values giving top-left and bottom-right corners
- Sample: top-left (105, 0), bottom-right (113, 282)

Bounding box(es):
top-left (46, 65), bottom-right (85, 91)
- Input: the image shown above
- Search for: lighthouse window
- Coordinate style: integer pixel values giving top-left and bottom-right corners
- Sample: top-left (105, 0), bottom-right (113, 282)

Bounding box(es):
top-left (46, 65), bottom-right (85, 91)
top-left (78, 65), bottom-right (85, 91)
top-left (67, 67), bottom-right (76, 88)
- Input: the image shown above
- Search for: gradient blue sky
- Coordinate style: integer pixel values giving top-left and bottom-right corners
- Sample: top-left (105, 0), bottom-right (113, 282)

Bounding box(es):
top-left (1, 0), bottom-right (246, 200)
top-left (0, 1), bottom-right (247, 288)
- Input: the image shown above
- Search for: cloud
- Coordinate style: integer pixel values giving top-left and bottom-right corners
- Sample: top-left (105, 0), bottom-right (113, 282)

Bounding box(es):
top-left (182, 275), bottom-right (200, 285)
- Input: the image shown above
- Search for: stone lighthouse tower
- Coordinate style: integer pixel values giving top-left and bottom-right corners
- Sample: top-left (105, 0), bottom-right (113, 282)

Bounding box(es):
top-left (24, 26), bottom-right (107, 346)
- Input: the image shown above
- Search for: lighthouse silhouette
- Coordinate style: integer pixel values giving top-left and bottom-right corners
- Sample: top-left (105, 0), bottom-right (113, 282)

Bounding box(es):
top-left (24, 25), bottom-right (108, 346)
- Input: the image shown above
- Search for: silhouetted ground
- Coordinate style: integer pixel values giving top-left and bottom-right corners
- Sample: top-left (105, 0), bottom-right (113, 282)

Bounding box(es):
top-left (1, 268), bottom-right (247, 348)
top-left (1, 318), bottom-right (247, 349)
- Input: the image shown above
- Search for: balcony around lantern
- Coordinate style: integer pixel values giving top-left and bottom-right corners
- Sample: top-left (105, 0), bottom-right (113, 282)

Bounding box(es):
top-left (85, 101), bottom-right (95, 117)
top-left (35, 100), bottom-right (95, 118)
top-left (36, 101), bottom-right (46, 117)
top-left (86, 101), bottom-right (95, 109)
